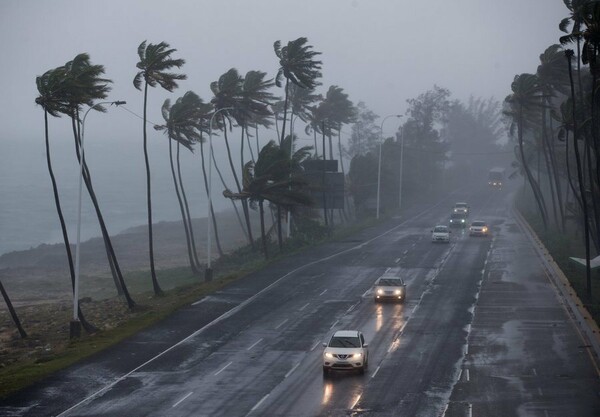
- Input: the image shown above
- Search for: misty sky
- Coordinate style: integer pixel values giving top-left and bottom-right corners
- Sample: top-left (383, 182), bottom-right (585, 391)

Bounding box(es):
top-left (0, 0), bottom-right (571, 253)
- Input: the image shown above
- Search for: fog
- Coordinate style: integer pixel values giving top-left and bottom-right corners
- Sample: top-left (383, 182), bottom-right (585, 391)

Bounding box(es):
top-left (0, 0), bottom-right (567, 254)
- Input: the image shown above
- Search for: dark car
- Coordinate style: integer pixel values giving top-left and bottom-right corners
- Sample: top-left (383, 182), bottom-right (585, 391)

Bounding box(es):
top-left (449, 212), bottom-right (468, 227)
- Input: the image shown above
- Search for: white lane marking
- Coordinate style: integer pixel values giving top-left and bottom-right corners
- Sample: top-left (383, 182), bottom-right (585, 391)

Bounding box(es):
top-left (362, 288), bottom-right (371, 298)
top-left (399, 321), bottom-right (408, 333)
top-left (56, 197), bottom-right (449, 417)
top-left (311, 341), bottom-right (321, 351)
top-left (347, 303), bottom-right (357, 313)
top-left (247, 338), bottom-right (263, 351)
top-left (319, 289), bottom-right (328, 296)
top-left (441, 403), bottom-right (449, 417)
top-left (395, 257), bottom-right (401, 264)
top-left (466, 324), bottom-right (471, 334)
top-left (351, 394), bottom-right (362, 409)
top-left (330, 320), bottom-right (339, 330)
top-left (371, 365), bottom-right (381, 378)
top-left (214, 361), bottom-right (233, 376)
top-left (191, 298), bottom-right (206, 306)
top-left (532, 368), bottom-right (537, 376)
top-left (412, 305), bottom-right (418, 314)
top-left (299, 302), bottom-right (310, 311)
top-left (468, 403), bottom-right (473, 417)
top-left (403, 249), bottom-right (409, 255)
top-left (172, 391), bottom-right (193, 408)
top-left (248, 394), bottom-right (270, 414)
top-left (285, 363), bottom-right (300, 378)
top-left (275, 318), bottom-right (289, 330)
top-left (458, 369), bottom-right (463, 381)
top-left (466, 369), bottom-right (470, 382)
top-left (538, 387), bottom-right (543, 396)
top-left (480, 268), bottom-right (485, 275)
top-left (464, 344), bottom-right (469, 355)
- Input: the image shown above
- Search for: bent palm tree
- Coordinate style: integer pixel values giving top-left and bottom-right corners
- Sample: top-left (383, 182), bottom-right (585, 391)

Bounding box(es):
top-left (134, 41), bottom-right (186, 296)
top-left (274, 37), bottom-right (323, 144)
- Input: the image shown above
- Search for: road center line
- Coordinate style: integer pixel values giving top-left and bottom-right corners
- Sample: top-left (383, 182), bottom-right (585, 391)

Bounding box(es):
top-left (371, 365), bottom-right (381, 378)
top-left (285, 363), bottom-right (300, 378)
top-left (191, 298), bottom-right (206, 306)
top-left (311, 341), bottom-right (321, 351)
top-left (214, 361), bottom-right (232, 376)
top-left (465, 369), bottom-right (470, 381)
top-left (172, 391), bottom-right (193, 408)
top-left (249, 394), bottom-right (270, 414)
top-left (275, 319), bottom-right (289, 330)
top-left (247, 338), bottom-right (263, 350)
top-left (468, 403), bottom-right (473, 417)
top-left (319, 289), bottom-right (328, 296)
top-left (330, 320), bottom-right (339, 330)
top-left (299, 302), bottom-right (310, 311)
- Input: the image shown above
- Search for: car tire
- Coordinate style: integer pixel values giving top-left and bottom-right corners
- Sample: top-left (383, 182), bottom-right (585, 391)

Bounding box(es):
top-left (323, 367), bottom-right (330, 378)
top-left (358, 366), bottom-right (365, 375)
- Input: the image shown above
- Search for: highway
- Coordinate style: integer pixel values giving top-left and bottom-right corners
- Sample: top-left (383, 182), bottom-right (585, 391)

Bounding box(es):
top-left (2, 187), bottom-right (599, 416)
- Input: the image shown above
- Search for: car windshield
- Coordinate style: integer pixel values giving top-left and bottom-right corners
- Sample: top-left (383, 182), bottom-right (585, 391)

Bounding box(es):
top-left (472, 221), bottom-right (486, 227)
top-left (433, 226), bottom-right (448, 233)
top-left (329, 336), bottom-right (361, 348)
top-left (451, 213), bottom-right (466, 219)
top-left (377, 278), bottom-right (404, 286)
top-left (455, 204), bottom-right (467, 208)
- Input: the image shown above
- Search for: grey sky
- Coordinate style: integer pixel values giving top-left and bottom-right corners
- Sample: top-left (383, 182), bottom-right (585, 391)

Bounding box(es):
top-left (1, 0), bottom-right (568, 139)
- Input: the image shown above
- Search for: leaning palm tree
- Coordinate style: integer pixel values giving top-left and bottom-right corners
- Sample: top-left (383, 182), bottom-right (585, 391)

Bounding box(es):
top-left (155, 91), bottom-right (205, 274)
top-left (504, 73), bottom-right (550, 229)
top-left (35, 67), bottom-right (99, 331)
top-left (0, 280), bottom-right (26, 339)
top-left (62, 53), bottom-right (136, 310)
top-left (134, 40), bottom-right (186, 296)
top-left (224, 141), bottom-right (313, 258)
top-left (274, 37), bottom-right (323, 144)
top-left (210, 68), bottom-right (256, 248)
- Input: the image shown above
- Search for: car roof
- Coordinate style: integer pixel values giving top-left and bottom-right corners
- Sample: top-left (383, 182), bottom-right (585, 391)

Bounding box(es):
top-left (451, 212), bottom-right (466, 217)
top-left (332, 330), bottom-right (360, 337)
top-left (455, 202), bottom-right (468, 205)
top-left (434, 225), bottom-right (448, 229)
top-left (471, 220), bottom-right (486, 225)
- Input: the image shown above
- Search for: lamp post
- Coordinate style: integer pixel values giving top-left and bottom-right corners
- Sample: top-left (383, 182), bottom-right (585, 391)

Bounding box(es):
top-left (206, 107), bottom-right (233, 282)
top-left (376, 114), bottom-right (402, 219)
top-left (71, 100), bottom-right (125, 339)
top-left (398, 125), bottom-right (405, 211)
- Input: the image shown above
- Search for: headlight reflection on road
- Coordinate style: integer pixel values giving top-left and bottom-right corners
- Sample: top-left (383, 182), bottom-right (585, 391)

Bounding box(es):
top-left (376, 304), bottom-right (383, 331)
top-left (350, 393), bottom-right (362, 410)
top-left (322, 382), bottom-right (333, 405)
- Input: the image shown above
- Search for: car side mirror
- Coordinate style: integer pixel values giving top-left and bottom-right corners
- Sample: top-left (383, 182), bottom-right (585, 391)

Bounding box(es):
top-left (322, 343), bottom-right (327, 348)
top-left (363, 343), bottom-right (369, 348)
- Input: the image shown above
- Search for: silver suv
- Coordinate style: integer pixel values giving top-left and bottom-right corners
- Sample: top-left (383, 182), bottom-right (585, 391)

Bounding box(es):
top-left (323, 330), bottom-right (369, 376)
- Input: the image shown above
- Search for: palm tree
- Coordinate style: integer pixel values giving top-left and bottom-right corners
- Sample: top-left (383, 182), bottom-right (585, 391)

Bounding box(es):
top-left (134, 41), bottom-right (186, 296)
top-left (210, 68), bottom-right (256, 248)
top-left (155, 91), bottom-right (206, 274)
top-left (504, 73), bottom-right (550, 228)
top-left (62, 54), bottom-right (136, 310)
top-left (35, 67), bottom-right (99, 331)
top-left (224, 141), bottom-right (313, 258)
top-left (0, 280), bottom-right (26, 339)
top-left (274, 37), bottom-right (323, 144)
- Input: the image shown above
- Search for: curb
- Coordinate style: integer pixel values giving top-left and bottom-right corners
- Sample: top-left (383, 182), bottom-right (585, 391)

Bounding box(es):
top-left (512, 207), bottom-right (600, 363)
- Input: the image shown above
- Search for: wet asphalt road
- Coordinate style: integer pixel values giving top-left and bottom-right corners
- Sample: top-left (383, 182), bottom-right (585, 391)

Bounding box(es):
top-left (2, 187), bottom-right (600, 417)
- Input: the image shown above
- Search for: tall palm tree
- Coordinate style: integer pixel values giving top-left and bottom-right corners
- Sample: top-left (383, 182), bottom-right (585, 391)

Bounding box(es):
top-left (210, 68), bottom-right (256, 248)
top-left (274, 37), bottom-right (322, 144)
top-left (155, 91), bottom-right (206, 274)
top-left (62, 53), bottom-right (136, 310)
top-left (504, 73), bottom-right (550, 228)
top-left (35, 67), bottom-right (99, 331)
top-left (134, 41), bottom-right (186, 296)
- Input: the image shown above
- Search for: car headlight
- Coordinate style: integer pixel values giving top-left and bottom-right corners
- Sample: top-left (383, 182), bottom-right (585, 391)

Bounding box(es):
top-left (461, 219), bottom-right (465, 223)
top-left (377, 289), bottom-right (384, 294)
top-left (394, 289), bottom-right (401, 295)
top-left (483, 227), bottom-right (488, 232)
top-left (353, 353), bottom-right (362, 358)
top-left (325, 352), bottom-right (334, 359)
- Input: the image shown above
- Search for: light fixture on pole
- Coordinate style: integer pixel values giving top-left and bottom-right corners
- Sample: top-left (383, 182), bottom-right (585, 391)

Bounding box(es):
top-left (376, 114), bottom-right (402, 219)
top-left (206, 107), bottom-right (234, 283)
top-left (71, 100), bottom-right (125, 339)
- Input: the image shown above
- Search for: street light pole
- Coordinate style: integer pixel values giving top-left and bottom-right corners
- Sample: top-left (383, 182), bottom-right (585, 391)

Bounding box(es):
top-left (398, 125), bottom-right (405, 211)
top-left (206, 107), bottom-right (233, 282)
top-left (376, 114), bottom-right (402, 219)
top-left (71, 100), bottom-right (125, 339)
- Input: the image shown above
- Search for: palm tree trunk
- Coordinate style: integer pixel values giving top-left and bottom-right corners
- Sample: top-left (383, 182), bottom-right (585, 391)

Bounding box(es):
top-left (277, 205), bottom-right (283, 251)
top-left (45, 111), bottom-right (96, 332)
top-left (0, 280), bottom-right (26, 339)
top-left (71, 115), bottom-right (135, 308)
top-left (222, 115), bottom-right (255, 248)
top-left (567, 50), bottom-right (592, 298)
top-left (199, 140), bottom-right (224, 257)
top-left (143, 82), bottom-right (162, 296)
top-left (541, 111), bottom-right (561, 229)
top-left (177, 142), bottom-right (202, 269)
top-left (255, 125), bottom-right (260, 159)
top-left (322, 123), bottom-right (328, 226)
top-left (169, 139), bottom-right (198, 274)
top-left (313, 129), bottom-right (318, 159)
top-left (259, 200), bottom-right (268, 259)
top-left (280, 78), bottom-right (290, 144)
top-left (246, 126), bottom-right (256, 163)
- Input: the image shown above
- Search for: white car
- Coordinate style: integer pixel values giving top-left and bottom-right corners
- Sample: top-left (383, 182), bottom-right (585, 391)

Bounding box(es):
top-left (373, 276), bottom-right (406, 302)
top-left (431, 225), bottom-right (451, 243)
top-left (469, 220), bottom-right (489, 236)
top-left (323, 330), bottom-right (369, 376)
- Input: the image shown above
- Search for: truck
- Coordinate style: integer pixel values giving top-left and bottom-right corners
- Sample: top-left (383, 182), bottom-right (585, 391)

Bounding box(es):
top-left (488, 168), bottom-right (505, 189)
